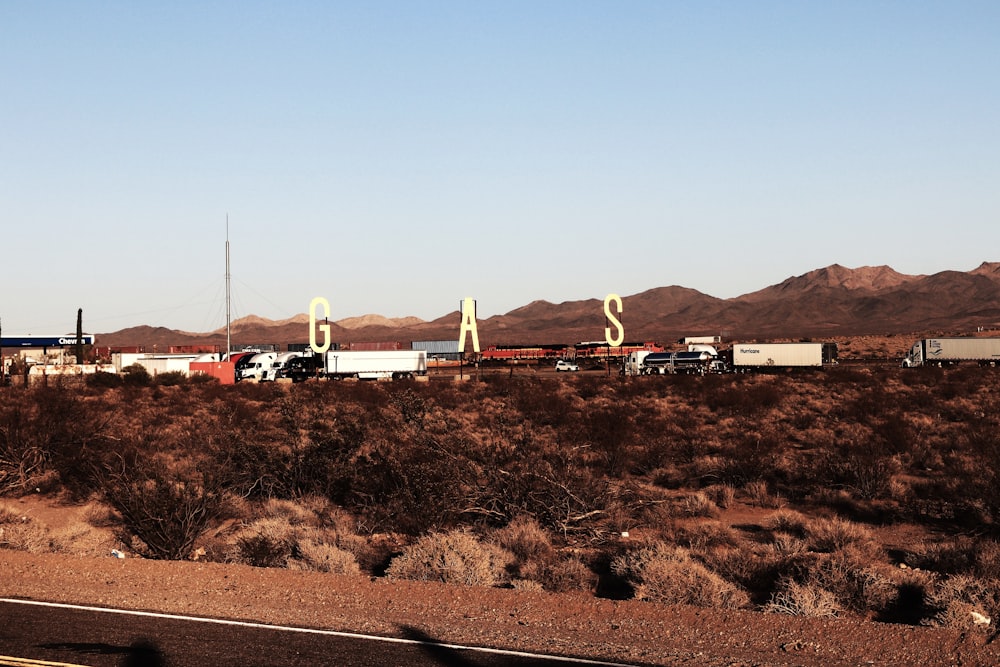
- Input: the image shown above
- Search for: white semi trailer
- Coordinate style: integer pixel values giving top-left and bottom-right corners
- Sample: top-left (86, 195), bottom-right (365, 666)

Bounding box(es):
top-left (731, 343), bottom-right (837, 370)
top-left (901, 338), bottom-right (1000, 367)
top-left (323, 350), bottom-right (427, 380)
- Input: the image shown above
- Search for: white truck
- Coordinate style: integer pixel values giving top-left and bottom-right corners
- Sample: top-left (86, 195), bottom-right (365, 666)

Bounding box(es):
top-left (731, 342), bottom-right (837, 371)
top-left (237, 352), bottom-right (278, 382)
top-left (260, 351), bottom-right (303, 381)
top-left (323, 350), bottom-right (427, 380)
top-left (901, 338), bottom-right (1000, 368)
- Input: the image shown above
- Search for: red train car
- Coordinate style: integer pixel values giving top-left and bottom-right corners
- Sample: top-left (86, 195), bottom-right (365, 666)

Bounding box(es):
top-left (573, 341), bottom-right (664, 359)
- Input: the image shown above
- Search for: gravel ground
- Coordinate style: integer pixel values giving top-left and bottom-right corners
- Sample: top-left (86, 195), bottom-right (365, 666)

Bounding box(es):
top-left (2, 550), bottom-right (999, 666)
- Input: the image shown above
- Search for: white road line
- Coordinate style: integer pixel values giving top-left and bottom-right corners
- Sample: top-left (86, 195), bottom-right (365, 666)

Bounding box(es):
top-left (0, 656), bottom-right (89, 667)
top-left (0, 598), bottom-right (638, 666)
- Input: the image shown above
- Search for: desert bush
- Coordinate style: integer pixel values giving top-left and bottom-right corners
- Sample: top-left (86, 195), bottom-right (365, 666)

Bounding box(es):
top-left (154, 371), bottom-right (187, 387)
top-left (233, 517), bottom-right (298, 568)
top-left (765, 580), bottom-right (841, 617)
top-left (924, 574), bottom-right (1000, 630)
top-left (385, 529), bottom-right (514, 587)
top-left (582, 404), bottom-right (634, 477)
top-left (86, 372), bottom-right (123, 389)
top-left (804, 516), bottom-right (878, 555)
top-left (292, 537), bottom-right (361, 575)
top-left (675, 522), bottom-right (739, 552)
top-left (704, 484), bottom-right (736, 509)
top-left (610, 541), bottom-right (749, 609)
top-left (706, 545), bottom-right (802, 604)
top-left (95, 453), bottom-right (225, 560)
top-left (121, 364), bottom-right (152, 387)
top-left (681, 491), bottom-right (720, 518)
top-left (765, 509), bottom-right (808, 536)
top-left (745, 480), bottom-right (781, 508)
top-left (492, 515), bottom-right (553, 561)
top-left (517, 553), bottom-right (598, 593)
top-left (0, 505), bottom-right (49, 552)
top-left (803, 548), bottom-right (897, 614)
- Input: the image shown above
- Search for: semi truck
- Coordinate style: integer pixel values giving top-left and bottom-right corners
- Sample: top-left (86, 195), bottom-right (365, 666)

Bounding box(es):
top-left (316, 350), bottom-right (427, 380)
top-left (236, 352), bottom-right (278, 382)
top-left (730, 342), bottom-right (837, 370)
top-left (260, 351), bottom-right (303, 381)
top-left (624, 346), bottom-right (726, 375)
top-left (901, 338), bottom-right (1000, 367)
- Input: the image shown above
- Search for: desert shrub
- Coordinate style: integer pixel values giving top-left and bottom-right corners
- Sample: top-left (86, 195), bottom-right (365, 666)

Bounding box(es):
top-left (86, 372), bottom-right (123, 389)
top-left (765, 509), bottom-right (808, 536)
top-left (0, 505), bottom-right (49, 552)
top-left (492, 515), bottom-right (553, 561)
top-left (511, 578), bottom-right (545, 592)
top-left (704, 379), bottom-right (782, 415)
top-left (95, 453), bottom-right (225, 560)
top-left (765, 580), bottom-right (841, 617)
top-left (518, 554), bottom-right (598, 593)
top-left (924, 574), bottom-right (1000, 630)
top-left (704, 484), bottom-right (736, 509)
top-left (681, 491), bottom-right (720, 518)
top-left (745, 480), bottom-right (781, 508)
top-left (582, 404), bottom-right (635, 477)
top-left (610, 541), bottom-right (749, 609)
top-left (385, 529), bottom-right (514, 587)
top-left (292, 537), bottom-right (361, 575)
top-left (804, 516), bottom-right (878, 555)
top-left (0, 387), bottom-right (115, 498)
top-left (121, 364), bottom-right (152, 387)
top-left (675, 522), bottom-right (739, 552)
top-left (506, 379), bottom-right (578, 429)
top-left (706, 545), bottom-right (802, 605)
top-left (154, 371), bottom-right (187, 387)
top-left (803, 548), bottom-right (897, 614)
top-left (233, 517), bottom-right (298, 568)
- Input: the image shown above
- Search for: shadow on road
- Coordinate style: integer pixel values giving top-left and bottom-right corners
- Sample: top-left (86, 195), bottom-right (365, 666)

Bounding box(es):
top-left (400, 625), bottom-right (483, 666)
top-left (40, 638), bottom-right (166, 667)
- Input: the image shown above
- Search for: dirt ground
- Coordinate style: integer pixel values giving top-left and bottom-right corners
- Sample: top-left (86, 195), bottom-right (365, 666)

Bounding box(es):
top-left (2, 497), bottom-right (999, 667)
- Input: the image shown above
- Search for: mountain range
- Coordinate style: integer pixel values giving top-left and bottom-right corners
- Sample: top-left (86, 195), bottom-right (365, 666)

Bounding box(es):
top-left (96, 262), bottom-right (1000, 349)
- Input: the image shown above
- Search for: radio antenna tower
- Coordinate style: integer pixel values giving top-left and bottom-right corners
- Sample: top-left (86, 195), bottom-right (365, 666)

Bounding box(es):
top-left (226, 214), bottom-right (231, 359)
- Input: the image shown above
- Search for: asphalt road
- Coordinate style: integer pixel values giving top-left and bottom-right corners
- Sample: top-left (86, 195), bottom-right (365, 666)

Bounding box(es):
top-left (0, 599), bottom-right (642, 667)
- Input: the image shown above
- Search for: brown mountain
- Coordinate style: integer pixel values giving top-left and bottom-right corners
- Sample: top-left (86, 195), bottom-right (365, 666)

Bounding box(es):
top-left (96, 262), bottom-right (1000, 349)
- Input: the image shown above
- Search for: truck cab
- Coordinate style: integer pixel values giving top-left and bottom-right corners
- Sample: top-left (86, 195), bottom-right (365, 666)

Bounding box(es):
top-left (261, 352), bottom-right (303, 381)
top-left (287, 355), bottom-right (324, 382)
top-left (237, 352), bottom-right (277, 382)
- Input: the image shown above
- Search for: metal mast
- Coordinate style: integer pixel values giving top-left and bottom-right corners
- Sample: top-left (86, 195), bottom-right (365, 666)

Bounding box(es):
top-left (226, 215), bottom-right (231, 359)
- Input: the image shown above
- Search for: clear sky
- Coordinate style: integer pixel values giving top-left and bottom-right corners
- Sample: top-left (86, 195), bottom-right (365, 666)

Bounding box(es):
top-left (3, 2), bottom-right (998, 334)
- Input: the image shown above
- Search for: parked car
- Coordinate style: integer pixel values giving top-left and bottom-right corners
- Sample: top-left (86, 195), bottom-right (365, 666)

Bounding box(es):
top-left (555, 360), bottom-right (580, 372)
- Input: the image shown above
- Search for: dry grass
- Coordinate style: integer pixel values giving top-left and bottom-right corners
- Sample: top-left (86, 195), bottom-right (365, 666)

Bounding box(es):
top-left (611, 541), bottom-right (749, 609)
top-left (765, 580), bottom-right (841, 618)
top-left (386, 529), bottom-right (514, 587)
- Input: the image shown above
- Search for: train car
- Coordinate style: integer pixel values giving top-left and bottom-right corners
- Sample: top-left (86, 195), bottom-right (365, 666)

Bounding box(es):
top-left (574, 341), bottom-right (664, 359)
top-left (480, 344), bottom-right (571, 361)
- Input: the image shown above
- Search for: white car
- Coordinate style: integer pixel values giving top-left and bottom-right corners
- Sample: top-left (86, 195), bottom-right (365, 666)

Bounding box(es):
top-left (555, 360), bottom-right (580, 372)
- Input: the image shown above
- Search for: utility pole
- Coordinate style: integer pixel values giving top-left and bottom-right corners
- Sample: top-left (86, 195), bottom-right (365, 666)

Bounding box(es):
top-left (76, 308), bottom-right (84, 364)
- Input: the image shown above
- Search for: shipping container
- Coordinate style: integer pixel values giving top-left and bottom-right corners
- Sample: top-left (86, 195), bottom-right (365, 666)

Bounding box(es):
top-left (189, 361), bottom-right (236, 385)
top-left (348, 341), bottom-right (405, 351)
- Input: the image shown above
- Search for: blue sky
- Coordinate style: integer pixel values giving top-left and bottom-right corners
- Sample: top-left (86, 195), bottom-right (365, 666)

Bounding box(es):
top-left (2, 2), bottom-right (998, 335)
